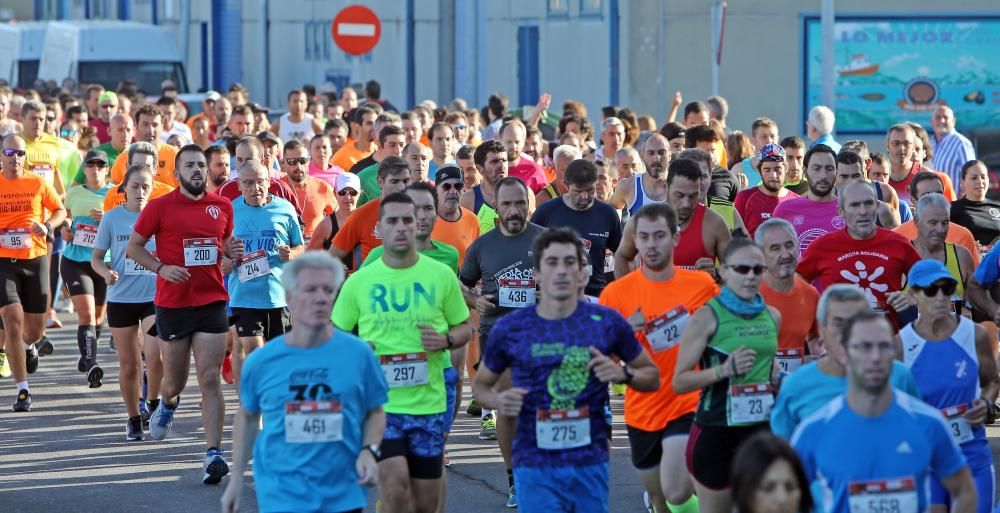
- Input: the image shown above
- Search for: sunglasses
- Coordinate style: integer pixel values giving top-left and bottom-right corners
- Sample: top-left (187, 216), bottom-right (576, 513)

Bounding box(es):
top-left (45, 116), bottom-right (57, 122)
top-left (2, 149), bottom-right (26, 157)
top-left (85, 160), bottom-right (107, 168)
top-left (916, 280), bottom-right (958, 297)
top-left (100, 104), bottom-right (117, 110)
top-left (338, 189), bottom-right (359, 197)
top-left (439, 182), bottom-right (464, 192)
top-left (60, 129), bottom-right (79, 137)
top-left (451, 124), bottom-right (467, 131)
top-left (285, 157), bottom-right (308, 165)
top-left (726, 264), bottom-right (767, 276)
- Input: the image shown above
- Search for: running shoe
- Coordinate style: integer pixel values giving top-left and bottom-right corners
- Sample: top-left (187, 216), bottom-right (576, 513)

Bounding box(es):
top-left (221, 353), bottom-right (234, 385)
top-left (444, 449), bottom-right (451, 467)
top-left (25, 344), bottom-right (38, 374)
top-left (203, 448), bottom-right (230, 485)
top-left (479, 413), bottom-right (497, 440)
top-left (148, 399), bottom-right (178, 440)
top-left (87, 364), bottom-right (104, 389)
top-left (36, 336), bottom-right (55, 355)
top-left (505, 485), bottom-right (517, 508)
top-left (644, 491), bottom-right (654, 512)
top-left (611, 383), bottom-right (626, 396)
top-left (13, 389), bottom-right (31, 412)
top-left (0, 352), bottom-right (11, 378)
top-left (109, 336), bottom-right (116, 352)
top-left (139, 400), bottom-right (150, 429)
top-left (47, 315), bottom-right (62, 329)
top-left (125, 416), bottom-right (143, 441)
top-left (466, 398), bottom-right (482, 417)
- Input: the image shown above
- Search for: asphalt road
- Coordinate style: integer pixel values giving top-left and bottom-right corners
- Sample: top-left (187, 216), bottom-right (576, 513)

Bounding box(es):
top-left (0, 314), bottom-right (646, 513)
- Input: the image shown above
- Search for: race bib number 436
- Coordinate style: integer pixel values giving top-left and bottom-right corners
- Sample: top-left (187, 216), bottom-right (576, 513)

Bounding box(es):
top-left (498, 279), bottom-right (536, 308)
top-left (183, 238), bottom-right (218, 267)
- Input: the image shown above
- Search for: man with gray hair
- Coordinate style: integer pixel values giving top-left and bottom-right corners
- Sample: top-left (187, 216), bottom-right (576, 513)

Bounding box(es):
top-left (806, 105), bottom-right (840, 153)
top-left (910, 192), bottom-right (975, 317)
top-left (769, 284), bottom-right (920, 438)
top-left (596, 116), bottom-right (625, 160)
top-left (221, 251), bottom-right (388, 513)
top-left (705, 95), bottom-right (729, 128)
top-left (536, 144), bottom-right (582, 205)
top-left (614, 146), bottom-right (644, 180)
top-left (215, 137), bottom-right (302, 214)
top-left (756, 218), bottom-right (820, 369)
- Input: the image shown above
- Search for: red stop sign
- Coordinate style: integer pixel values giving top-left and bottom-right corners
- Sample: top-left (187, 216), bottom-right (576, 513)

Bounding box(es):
top-left (331, 5), bottom-right (381, 56)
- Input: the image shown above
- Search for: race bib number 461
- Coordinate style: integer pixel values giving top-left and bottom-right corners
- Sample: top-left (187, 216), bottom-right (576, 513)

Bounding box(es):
top-left (183, 238), bottom-right (218, 267)
top-left (284, 400), bottom-right (343, 444)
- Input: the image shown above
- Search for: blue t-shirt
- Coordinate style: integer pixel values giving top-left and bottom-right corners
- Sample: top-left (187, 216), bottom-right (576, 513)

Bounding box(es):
top-left (770, 359), bottom-right (920, 439)
top-left (228, 195), bottom-right (303, 309)
top-left (240, 331), bottom-right (388, 513)
top-left (973, 244), bottom-right (1000, 287)
top-left (63, 183), bottom-right (114, 263)
top-left (530, 199), bottom-right (623, 295)
top-left (900, 317), bottom-right (992, 471)
top-left (484, 301), bottom-right (642, 469)
top-left (94, 206), bottom-right (157, 304)
top-left (792, 392), bottom-right (966, 513)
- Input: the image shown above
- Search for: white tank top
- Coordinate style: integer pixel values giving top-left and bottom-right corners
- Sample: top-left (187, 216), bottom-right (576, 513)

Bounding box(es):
top-left (278, 113), bottom-right (316, 143)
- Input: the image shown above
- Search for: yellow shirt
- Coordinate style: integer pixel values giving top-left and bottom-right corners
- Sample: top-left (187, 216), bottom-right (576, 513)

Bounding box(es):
top-left (109, 142), bottom-right (179, 188)
top-left (23, 132), bottom-right (63, 189)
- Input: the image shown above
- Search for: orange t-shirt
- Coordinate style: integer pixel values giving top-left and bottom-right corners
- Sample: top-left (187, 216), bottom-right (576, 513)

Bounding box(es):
top-left (110, 143), bottom-right (179, 188)
top-left (430, 207), bottom-right (481, 266)
top-left (893, 221), bottom-right (979, 266)
top-left (760, 276), bottom-right (820, 351)
top-left (331, 140), bottom-right (376, 173)
top-left (598, 267), bottom-right (718, 431)
top-left (332, 199), bottom-right (382, 263)
top-left (102, 181), bottom-right (175, 212)
top-left (936, 172), bottom-right (957, 202)
top-left (283, 175), bottom-right (335, 240)
top-left (0, 173), bottom-right (63, 259)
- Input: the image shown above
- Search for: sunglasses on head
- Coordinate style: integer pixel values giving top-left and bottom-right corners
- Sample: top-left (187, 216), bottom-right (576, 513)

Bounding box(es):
top-left (726, 264), bottom-right (767, 276)
top-left (285, 157), bottom-right (308, 165)
top-left (916, 280), bottom-right (958, 297)
top-left (338, 189), bottom-right (359, 197)
top-left (2, 149), bottom-right (26, 157)
top-left (439, 182), bottom-right (464, 192)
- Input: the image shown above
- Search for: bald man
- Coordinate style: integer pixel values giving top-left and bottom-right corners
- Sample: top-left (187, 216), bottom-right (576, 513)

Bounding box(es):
top-left (609, 134), bottom-right (670, 216)
top-left (930, 105), bottom-right (976, 188)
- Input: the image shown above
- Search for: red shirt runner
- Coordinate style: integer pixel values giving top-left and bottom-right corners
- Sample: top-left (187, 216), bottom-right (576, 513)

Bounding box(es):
top-left (734, 187), bottom-right (799, 238)
top-left (133, 189), bottom-right (234, 309)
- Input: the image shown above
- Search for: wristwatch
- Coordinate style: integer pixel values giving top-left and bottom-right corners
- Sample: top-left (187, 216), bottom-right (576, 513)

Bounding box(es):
top-left (446, 333), bottom-right (455, 349)
top-left (363, 444), bottom-right (381, 459)
top-left (618, 365), bottom-right (634, 385)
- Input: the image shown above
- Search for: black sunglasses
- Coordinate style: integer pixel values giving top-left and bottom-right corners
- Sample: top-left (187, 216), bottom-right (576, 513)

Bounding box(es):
top-left (439, 182), bottom-right (464, 192)
top-left (284, 157), bottom-right (308, 165)
top-left (917, 280), bottom-right (957, 297)
top-left (2, 149), bottom-right (26, 157)
top-left (726, 264), bottom-right (766, 276)
top-left (85, 160), bottom-right (107, 168)
top-left (338, 189), bottom-right (359, 197)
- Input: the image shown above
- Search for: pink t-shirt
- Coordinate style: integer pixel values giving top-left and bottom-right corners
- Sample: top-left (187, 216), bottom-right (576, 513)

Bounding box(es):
top-left (734, 187), bottom-right (799, 238)
top-left (509, 154), bottom-right (547, 194)
top-left (772, 196), bottom-right (844, 256)
top-left (309, 162), bottom-right (345, 189)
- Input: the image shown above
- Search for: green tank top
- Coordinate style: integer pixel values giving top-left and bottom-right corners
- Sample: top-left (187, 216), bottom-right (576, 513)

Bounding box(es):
top-left (476, 205), bottom-right (499, 234)
top-left (707, 197), bottom-right (736, 231)
top-left (695, 297), bottom-right (778, 426)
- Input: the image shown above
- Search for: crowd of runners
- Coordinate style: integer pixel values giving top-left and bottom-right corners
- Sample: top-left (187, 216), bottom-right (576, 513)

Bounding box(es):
top-left (0, 78), bottom-right (997, 513)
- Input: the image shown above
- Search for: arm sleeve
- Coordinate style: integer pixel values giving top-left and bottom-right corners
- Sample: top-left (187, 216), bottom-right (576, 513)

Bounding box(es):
top-left (287, 212), bottom-right (304, 246)
top-left (132, 201), bottom-right (160, 239)
top-left (331, 214), bottom-right (360, 255)
top-left (770, 386), bottom-right (797, 439)
top-left (973, 247), bottom-right (1000, 287)
top-left (459, 241), bottom-right (482, 286)
top-left (443, 272), bottom-right (471, 326)
top-left (790, 425), bottom-right (817, 481)
top-left (797, 245), bottom-right (820, 281)
top-left (610, 311), bottom-right (643, 363)
top-left (94, 213), bottom-right (113, 251)
top-left (331, 276), bottom-right (360, 330)
top-left (482, 317), bottom-right (512, 374)
top-left (607, 209), bottom-right (623, 252)
top-left (41, 182), bottom-right (63, 213)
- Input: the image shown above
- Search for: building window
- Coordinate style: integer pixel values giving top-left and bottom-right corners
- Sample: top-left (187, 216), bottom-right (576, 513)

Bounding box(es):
top-left (580, 0), bottom-right (603, 18)
top-left (304, 22), bottom-right (313, 60)
top-left (547, 0), bottom-right (569, 18)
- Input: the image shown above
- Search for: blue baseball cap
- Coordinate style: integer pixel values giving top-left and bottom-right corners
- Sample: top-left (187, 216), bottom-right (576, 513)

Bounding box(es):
top-left (907, 259), bottom-right (956, 288)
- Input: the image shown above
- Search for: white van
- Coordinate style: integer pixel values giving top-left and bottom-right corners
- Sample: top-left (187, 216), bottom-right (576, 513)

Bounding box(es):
top-left (37, 20), bottom-right (189, 94)
top-left (0, 22), bottom-right (48, 88)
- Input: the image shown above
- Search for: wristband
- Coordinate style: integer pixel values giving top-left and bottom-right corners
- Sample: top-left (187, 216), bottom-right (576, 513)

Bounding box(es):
top-left (155, 263), bottom-right (164, 275)
top-left (729, 358), bottom-right (737, 377)
top-left (714, 365), bottom-right (723, 380)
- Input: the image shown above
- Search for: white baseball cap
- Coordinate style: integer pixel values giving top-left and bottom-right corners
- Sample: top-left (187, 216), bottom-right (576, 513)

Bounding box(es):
top-left (336, 173), bottom-right (361, 192)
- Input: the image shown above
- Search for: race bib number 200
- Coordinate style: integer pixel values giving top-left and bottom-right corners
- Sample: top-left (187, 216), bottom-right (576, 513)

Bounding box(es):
top-left (183, 238), bottom-right (218, 267)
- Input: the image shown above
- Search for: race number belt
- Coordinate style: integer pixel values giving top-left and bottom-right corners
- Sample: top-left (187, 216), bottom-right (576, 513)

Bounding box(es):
top-left (498, 278), bottom-right (536, 308)
top-left (941, 404), bottom-right (974, 444)
top-left (236, 250), bottom-right (271, 282)
top-left (536, 406), bottom-right (591, 450)
top-left (0, 228), bottom-right (31, 250)
top-left (644, 305), bottom-right (689, 352)
top-left (183, 238), bottom-right (218, 267)
top-left (727, 383), bottom-right (774, 425)
top-left (72, 224), bottom-right (98, 248)
top-left (380, 352), bottom-right (429, 388)
top-left (124, 251), bottom-right (157, 276)
top-left (847, 477), bottom-right (918, 513)
top-left (284, 400), bottom-right (344, 443)
top-left (775, 348), bottom-right (804, 373)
